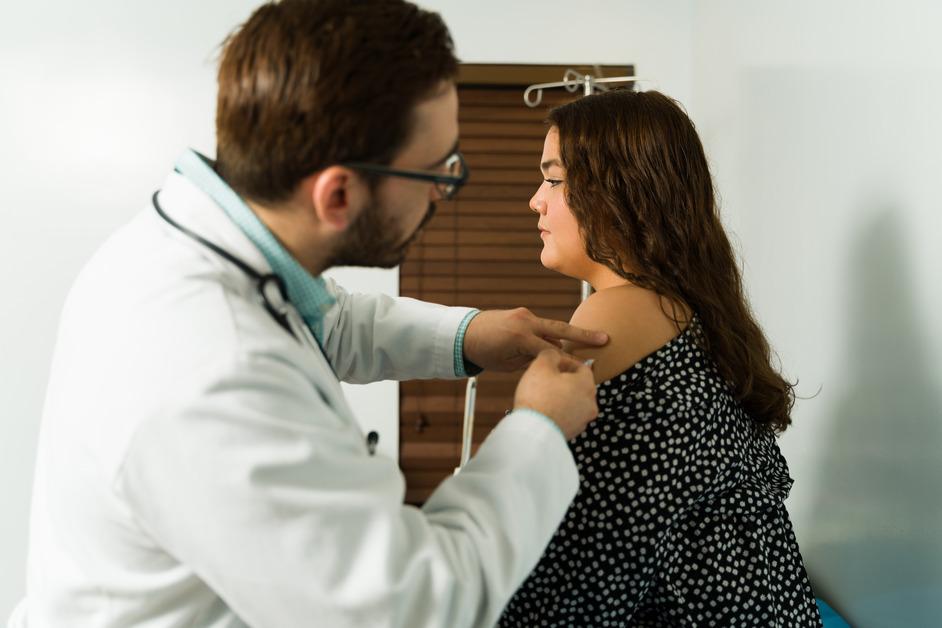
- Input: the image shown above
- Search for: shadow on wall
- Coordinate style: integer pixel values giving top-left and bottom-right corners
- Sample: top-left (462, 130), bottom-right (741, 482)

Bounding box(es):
top-left (806, 208), bottom-right (942, 627)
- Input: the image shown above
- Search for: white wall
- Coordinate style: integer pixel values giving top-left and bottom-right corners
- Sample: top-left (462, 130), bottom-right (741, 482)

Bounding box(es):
top-left (689, 2), bottom-right (942, 625)
top-left (425, 0), bottom-right (693, 107)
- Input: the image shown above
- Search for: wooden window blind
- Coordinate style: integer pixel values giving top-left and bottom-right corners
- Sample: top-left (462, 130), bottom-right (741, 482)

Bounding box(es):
top-left (399, 64), bottom-right (633, 505)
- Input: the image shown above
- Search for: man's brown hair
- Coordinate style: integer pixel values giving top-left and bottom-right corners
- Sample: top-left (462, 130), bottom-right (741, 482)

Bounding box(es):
top-left (215, 0), bottom-right (458, 204)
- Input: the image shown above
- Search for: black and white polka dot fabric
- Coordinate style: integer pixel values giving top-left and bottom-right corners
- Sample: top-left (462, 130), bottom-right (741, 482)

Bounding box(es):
top-left (498, 318), bottom-right (822, 627)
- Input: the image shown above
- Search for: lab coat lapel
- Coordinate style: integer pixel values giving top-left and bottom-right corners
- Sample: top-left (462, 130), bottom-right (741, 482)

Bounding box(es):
top-left (154, 170), bottom-right (357, 426)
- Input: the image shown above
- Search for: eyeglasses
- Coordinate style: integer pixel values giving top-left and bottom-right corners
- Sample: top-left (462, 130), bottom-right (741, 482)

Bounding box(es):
top-left (344, 151), bottom-right (469, 201)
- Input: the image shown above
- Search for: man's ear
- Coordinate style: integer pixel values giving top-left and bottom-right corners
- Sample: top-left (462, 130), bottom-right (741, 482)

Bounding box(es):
top-left (309, 166), bottom-right (367, 233)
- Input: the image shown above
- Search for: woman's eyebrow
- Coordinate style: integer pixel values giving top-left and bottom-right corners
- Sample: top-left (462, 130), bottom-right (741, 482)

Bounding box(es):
top-left (541, 158), bottom-right (562, 173)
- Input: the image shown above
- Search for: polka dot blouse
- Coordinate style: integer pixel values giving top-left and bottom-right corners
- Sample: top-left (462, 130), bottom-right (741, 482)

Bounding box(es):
top-left (498, 318), bottom-right (822, 627)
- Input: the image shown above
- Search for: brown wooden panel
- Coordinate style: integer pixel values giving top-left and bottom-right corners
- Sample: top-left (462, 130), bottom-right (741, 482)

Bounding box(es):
top-left (400, 276), bottom-right (577, 293)
top-left (462, 154), bottom-right (542, 170)
top-left (419, 211), bottom-right (540, 228)
top-left (460, 106), bottom-right (553, 123)
top-left (426, 215), bottom-right (535, 231)
top-left (400, 260), bottom-right (559, 278)
top-left (402, 463), bottom-right (459, 476)
top-left (422, 215), bottom-right (533, 229)
top-left (461, 179), bottom-right (534, 191)
top-left (432, 200), bottom-right (529, 216)
top-left (401, 379), bottom-right (518, 397)
top-left (401, 422), bottom-right (466, 443)
top-left (523, 304), bottom-right (575, 317)
top-left (401, 371), bottom-right (534, 388)
top-left (419, 231), bottom-right (539, 246)
top-left (462, 168), bottom-right (537, 185)
top-left (401, 395), bottom-right (511, 413)
top-left (400, 414), bottom-right (507, 434)
top-left (452, 184), bottom-right (534, 201)
top-left (400, 398), bottom-right (460, 414)
top-left (405, 488), bottom-right (430, 503)
top-left (400, 460), bottom-right (459, 477)
top-left (418, 219), bottom-right (534, 235)
top-left (400, 441), bottom-right (462, 463)
top-left (402, 410), bottom-right (501, 431)
top-left (407, 245), bottom-right (542, 262)
top-left (458, 120), bottom-right (548, 139)
top-left (523, 307), bottom-right (577, 321)
top-left (401, 425), bottom-right (499, 445)
top-left (415, 292), bottom-right (579, 308)
top-left (475, 371), bottom-right (529, 385)
top-left (406, 488), bottom-right (438, 504)
top-left (461, 137), bottom-right (545, 154)
top-left (400, 378), bottom-right (540, 402)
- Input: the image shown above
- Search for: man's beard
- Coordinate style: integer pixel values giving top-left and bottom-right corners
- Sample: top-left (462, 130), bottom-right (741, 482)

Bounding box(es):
top-left (325, 200), bottom-right (437, 269)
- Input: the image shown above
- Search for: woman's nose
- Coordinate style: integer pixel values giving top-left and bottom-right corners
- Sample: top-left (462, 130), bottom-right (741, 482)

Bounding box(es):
top-left (529, 192), bottom-right (545, 214)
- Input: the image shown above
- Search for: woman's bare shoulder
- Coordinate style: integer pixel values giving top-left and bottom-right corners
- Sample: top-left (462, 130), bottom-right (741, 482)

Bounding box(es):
top-left (562, 285), bottom-right (689, 384)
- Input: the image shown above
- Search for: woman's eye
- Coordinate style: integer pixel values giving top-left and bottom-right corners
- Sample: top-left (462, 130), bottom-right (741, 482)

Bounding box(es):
top-left (544, 179), bottom-right (563, 188)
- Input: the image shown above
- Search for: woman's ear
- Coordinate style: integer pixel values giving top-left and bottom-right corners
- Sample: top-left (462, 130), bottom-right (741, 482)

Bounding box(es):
top-left (309, 166), bottom-right (367, 233)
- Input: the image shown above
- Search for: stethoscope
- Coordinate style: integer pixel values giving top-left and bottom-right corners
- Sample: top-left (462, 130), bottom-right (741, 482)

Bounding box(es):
top-left (151, 190), bottom-right (380, 455)
top-left (152, 190), bottom-right (297, 341)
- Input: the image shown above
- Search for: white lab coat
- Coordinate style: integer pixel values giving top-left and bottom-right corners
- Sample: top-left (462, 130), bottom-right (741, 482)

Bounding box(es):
top-left (13, 168), bottom-right (579, 627)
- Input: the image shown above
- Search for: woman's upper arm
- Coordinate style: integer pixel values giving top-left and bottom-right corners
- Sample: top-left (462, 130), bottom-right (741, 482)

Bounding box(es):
top-left (562, 288), bottom-right (681, 384)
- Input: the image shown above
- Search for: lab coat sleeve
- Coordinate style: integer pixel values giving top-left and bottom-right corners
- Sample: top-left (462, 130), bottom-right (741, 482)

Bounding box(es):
top-left (319, 277), bottom-right (473, 384)
top-left (117, 352), bottom-right (579, 628)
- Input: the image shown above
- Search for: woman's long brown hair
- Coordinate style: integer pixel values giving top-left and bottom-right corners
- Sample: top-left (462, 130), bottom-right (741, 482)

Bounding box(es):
top-left (548, 89), bottom-right (794, 433)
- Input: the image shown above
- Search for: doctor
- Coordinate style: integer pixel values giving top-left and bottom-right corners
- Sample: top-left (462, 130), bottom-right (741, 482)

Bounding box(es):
top-left (13, 1), bottom-right (607, 627)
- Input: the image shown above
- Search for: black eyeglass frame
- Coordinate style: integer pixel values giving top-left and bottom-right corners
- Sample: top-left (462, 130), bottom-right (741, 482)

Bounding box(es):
top-left (343, 151), bottom-right (469, 201)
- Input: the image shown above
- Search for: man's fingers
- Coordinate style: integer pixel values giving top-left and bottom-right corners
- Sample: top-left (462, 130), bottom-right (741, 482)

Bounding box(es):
top-left (529, 341), bottom-right (596, 370)
top-left (535, 316), bottom-right (608, 346)
top-left (522, 335), bottom-right (562, 360)
top-left (558, 355), bottom-right (586, 374)
top-left (533, 347), bottom-right (586, 374)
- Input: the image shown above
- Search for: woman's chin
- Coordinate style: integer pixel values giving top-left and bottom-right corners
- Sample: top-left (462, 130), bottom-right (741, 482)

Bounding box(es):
top-left (539, 253), bottom-right (586, 283)
top-left (539, 256), bottom-right (574, 280)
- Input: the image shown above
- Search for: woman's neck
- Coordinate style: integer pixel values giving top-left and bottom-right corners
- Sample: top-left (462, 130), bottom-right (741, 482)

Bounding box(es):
top-left (583, 263), bottom-right (635, 292)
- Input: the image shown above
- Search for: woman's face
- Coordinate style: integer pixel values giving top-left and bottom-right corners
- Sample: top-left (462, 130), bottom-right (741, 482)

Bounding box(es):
top-left (530, 127), bottom-right (591, 279)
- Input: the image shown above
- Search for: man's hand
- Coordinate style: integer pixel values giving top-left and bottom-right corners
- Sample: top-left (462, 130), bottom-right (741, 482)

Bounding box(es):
top-left (463, 307), bottom-right (608, 372)
top-left (514, 349), bottom-right (599, 440)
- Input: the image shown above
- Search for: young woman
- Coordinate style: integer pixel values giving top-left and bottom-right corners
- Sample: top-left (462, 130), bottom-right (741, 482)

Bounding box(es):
top-left (498, 90), bottom-right (821, 627)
